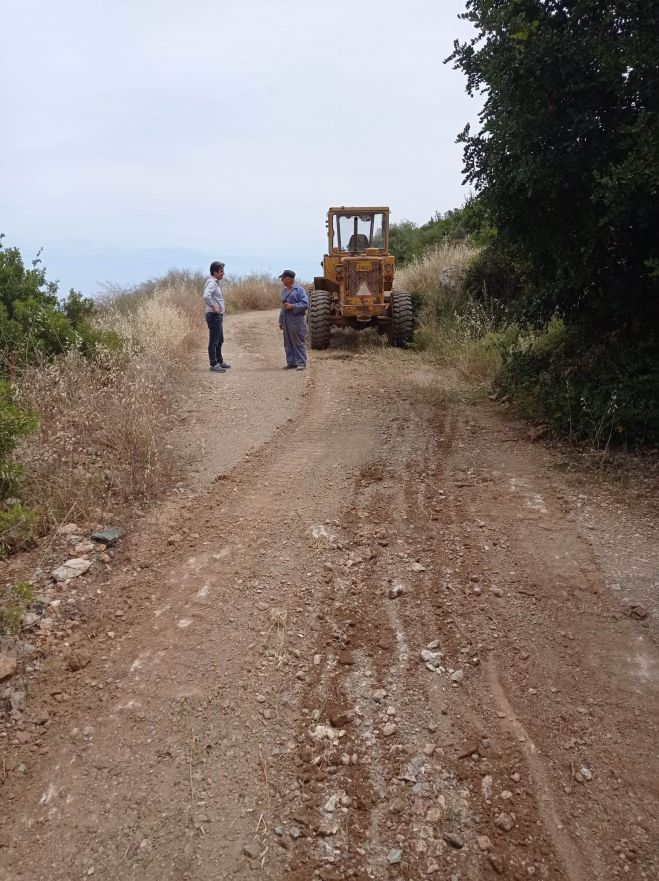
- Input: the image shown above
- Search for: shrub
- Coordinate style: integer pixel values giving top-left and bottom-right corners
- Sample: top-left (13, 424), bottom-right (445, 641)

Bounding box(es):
top-left (0, 379), bottom-right (38, 554)
top-left (0, 380), bottom-right (37, 495)
top-left (0, 237), bottom-right (115, 366)
top-left (0, 581), bottom-right (34, 635)
top-left (396, 240), bottom-right (479, 318)
top-left (499, 319), bottom-right (659, 447)
top-left (97, 285), bottom-right (197, 367)
top-left (462, 244), bottom-right (522, 311)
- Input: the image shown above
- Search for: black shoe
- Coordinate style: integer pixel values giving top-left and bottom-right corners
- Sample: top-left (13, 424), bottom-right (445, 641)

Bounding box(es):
top-left (219, 362), bottom-right (231, 369)
top-left (283, 364), bottom-right (295, 369)
top-left (210, 364), bottom-right (227, 373)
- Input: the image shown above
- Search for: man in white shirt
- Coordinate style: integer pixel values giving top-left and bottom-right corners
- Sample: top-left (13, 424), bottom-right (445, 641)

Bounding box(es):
top-left (203, 261), bottom-right (231, 373)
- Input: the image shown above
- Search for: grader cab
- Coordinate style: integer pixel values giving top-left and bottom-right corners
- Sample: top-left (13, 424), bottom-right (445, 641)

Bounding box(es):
top-left (307, 206), bottom-right (413, 349)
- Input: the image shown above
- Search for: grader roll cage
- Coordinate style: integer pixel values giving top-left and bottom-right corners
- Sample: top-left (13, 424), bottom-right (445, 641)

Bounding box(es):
top-left (307, 206), bottom-right (413, 349)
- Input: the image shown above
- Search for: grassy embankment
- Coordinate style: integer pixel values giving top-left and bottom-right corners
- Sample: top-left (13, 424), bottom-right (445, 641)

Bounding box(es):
top-left (398, 241), bottom-right (658, 449)
top-left (396, 241), bottom-right (503, 388)
top-left (5, 271), bottom-right (280, 555)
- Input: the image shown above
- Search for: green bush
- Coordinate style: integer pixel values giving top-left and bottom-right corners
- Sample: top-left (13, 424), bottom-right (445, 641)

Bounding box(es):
top-left (499, 320), bottom-right (659, 447)
top-left (0, 581), bottom-right (34, 635)
top-left (462, 244), bottom-right (522, 311)
top-left (0, 236), bottom-right (121, 547)
top-left (390, 199), bottom-right (496, 266)
top-left (0, 236), bottom-right (115, 366)
top-left (0, 380), bottom-right (37, 494)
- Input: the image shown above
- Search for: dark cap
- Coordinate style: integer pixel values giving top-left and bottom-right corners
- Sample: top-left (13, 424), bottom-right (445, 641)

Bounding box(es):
top-left (278, 269), bottom-right (295, 279)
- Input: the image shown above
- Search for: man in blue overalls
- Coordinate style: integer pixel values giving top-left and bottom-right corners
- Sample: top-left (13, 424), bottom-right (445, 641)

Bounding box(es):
top-left (278, 270), bottom-right (309, 370)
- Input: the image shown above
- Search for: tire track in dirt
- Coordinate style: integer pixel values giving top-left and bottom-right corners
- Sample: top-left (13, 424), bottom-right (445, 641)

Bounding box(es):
top-left (0, 340), bottom-right (396, 881)
top-left (486, 662), bottom-right (590, 881)
top-left (2, 330), bottom-right (656, 881)
top-left (279, 400), bottom-right (536, 879)
top-left (420, 400), bottom-right (658, 881)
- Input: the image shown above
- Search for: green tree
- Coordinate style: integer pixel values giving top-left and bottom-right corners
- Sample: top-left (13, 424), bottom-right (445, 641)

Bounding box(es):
top-left (446, 0), bottom-right (659, 330)
top-left (390, 199), bottom-right (495, 264)
top-left (0, 236), bottom-right (112, 365)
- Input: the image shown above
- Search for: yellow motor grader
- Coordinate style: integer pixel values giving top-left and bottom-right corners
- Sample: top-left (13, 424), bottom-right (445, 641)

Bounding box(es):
top-left (307, 206), bottom-right (413, 349)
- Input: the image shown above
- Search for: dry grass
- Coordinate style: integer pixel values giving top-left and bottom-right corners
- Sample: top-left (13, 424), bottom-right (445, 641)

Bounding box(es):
top-left (97, 284), bottom-right (198, 365)
top-left (396, 240), bottom-right (477, 314)
top-left (223, 274), bottom-right (281, 313)
top-left (12, 267), bottom-right (286, 529)
top-left (395, 240), bottom-right (502, 388)
top-left (13, 285), bottom-right (198, 529)
top-left (99, 269), bottom-right (283, 319)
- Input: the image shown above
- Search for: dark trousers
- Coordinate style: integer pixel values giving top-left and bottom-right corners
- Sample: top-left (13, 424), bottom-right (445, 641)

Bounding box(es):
top-left (206, 313), bottom-right (224, 366)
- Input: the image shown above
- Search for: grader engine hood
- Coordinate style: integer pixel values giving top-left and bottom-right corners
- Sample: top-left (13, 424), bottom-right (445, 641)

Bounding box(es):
top-left (343, 257), bottom-right (384, 304)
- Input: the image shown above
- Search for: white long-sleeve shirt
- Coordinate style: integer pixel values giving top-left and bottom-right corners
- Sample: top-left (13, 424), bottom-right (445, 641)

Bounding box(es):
top-left (203, 277), bottom-right (225, 315)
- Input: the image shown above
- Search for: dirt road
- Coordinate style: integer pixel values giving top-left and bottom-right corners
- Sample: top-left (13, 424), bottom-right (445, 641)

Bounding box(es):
top-left (1, 311), bottom-right (657, 881)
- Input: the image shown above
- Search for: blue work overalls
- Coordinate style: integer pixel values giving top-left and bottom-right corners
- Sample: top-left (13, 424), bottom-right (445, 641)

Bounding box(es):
top-left (280, 284), bottom-right (309, 367)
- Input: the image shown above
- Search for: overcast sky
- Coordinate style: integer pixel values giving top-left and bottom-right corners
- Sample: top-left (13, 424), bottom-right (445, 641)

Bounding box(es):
top-left (1, 0), bottom-right (480, 295)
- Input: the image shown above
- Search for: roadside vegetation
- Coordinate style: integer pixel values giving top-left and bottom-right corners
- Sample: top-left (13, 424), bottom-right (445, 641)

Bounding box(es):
top-left (394, 1), bottom-right (658, 449)
top-left (101, 268), bottom-right (281, 316)
top-left (0, 246), bottom-right (282, 565)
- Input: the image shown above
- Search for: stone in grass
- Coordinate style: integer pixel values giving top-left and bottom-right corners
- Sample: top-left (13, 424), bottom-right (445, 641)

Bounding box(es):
top-left (91, 528), bottom-right (125, 547)
top-left (387, 849), bottom-right (402, 864)
top-left (52, 559), bottom-right (92, 582)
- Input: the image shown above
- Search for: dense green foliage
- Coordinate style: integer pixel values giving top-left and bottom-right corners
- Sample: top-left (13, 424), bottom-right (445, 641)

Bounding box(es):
top-left (445, 1), bottom-right (659, 445)
top-left (0, 237), bottom-right (108, 365)
top-left (0, 236), bottom-right (115, 550)
top-left (498, 320), bottom-right (659, 445)
top-left (448, 0), bottom-right (659, 327)
top-left (390, 199), bottom-right (494, 265)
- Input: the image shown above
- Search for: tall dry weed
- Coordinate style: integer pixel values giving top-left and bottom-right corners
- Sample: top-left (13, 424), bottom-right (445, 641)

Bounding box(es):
top-left (224, 274), bottom-right (281, 313)
top-left (14, 348), bottom-right (178, 527)
top-left (97, 284), bottom-right (197, 366)
top-left (99, 269), bottom-right (283, 321)
top-left (397, 241), bottom-right (502, 387)
top-left (13, 286), bottom-right (198, 528)
top-left (396, 240), bottom-right (477, 316)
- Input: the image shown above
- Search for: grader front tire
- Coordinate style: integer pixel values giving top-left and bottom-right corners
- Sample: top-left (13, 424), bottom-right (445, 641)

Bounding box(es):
top-left (390, 291), bottom-right (413, 347)
top-left (308, 290), bottom-right (331, 350)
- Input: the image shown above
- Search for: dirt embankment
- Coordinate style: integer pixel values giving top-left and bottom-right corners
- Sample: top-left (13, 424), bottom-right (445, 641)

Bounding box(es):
top-left (1, 310), bottom-right (657, 881)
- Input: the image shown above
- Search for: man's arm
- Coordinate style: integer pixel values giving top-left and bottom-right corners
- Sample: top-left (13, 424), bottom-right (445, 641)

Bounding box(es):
top-left (291, 286), bottom-right (309, 314)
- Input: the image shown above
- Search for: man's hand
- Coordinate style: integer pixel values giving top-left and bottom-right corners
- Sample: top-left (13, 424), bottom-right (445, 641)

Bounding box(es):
top-left (283, 303), bottom-right (295, 311)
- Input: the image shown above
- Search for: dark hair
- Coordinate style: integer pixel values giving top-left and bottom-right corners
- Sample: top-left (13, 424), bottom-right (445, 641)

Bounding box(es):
top-left (210, 261), bottom-right (225, 275)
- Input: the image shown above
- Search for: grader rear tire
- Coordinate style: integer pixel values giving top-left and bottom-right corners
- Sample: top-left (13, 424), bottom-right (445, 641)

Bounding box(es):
top-left (308, 290), bottom-right (331, 349)
top-left (390, 291), bottom-right (413, 347)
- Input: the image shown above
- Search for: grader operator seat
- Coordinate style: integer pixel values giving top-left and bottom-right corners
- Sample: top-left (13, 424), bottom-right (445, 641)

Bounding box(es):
top-left (348, 233), bottom-right (369, 253)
